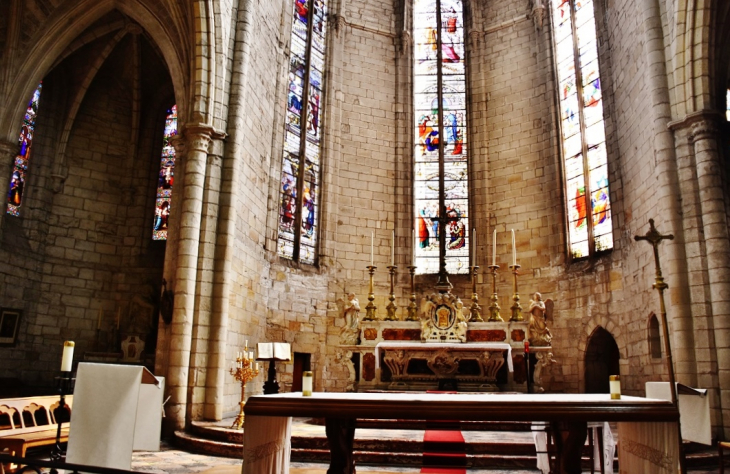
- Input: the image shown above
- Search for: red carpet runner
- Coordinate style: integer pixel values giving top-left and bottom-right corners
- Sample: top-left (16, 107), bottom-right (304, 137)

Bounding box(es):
top-left (420, 392), bottom-right (466, 474)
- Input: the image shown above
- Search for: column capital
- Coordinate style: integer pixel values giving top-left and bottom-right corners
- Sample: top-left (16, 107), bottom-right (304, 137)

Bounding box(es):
top-left (667, 109), bottom-right (724, 142)
top-left (180, 123), bottom-right (226, 154)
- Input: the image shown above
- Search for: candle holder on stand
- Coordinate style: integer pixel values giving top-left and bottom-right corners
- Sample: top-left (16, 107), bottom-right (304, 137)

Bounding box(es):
top-left (49, 372), bottom-right (75, 471)
top-left (509, 264), bottom-right (523, 321)
top-left (385, 265), bottom-right (398, 321)
top-left (487, 265), bottom-right (503, 322)
top-left (406, 266), bottom-right (418, 321)
top-left (469, 265), bottom-right (484, 322)
top-left (363, 265), bottom-right (378, 321)
top-left (229, 351), bottom-right (260, 429)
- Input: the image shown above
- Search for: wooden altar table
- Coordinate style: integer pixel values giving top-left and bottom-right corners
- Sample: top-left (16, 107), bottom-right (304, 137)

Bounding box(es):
top-left (241, 392), bottom-right (679, 474)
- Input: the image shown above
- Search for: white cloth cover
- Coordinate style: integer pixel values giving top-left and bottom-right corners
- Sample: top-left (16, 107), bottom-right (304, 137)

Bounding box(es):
top-left (531, 422), bottom-right (550, 474)
top-left (257, 343), bottom-right (291, 361)
top-left (241, 415), bottom-right (292, 474)
top-left (588, 421), bottom-right (615, 474)
top-left (133, 376), bottom-right (164, 451)
top-left (66, 363), bottom-right (144, 470)
top-left (646, 382), bottom-right (711, 445)
top-left (617, 421), bottom-right (679, 474)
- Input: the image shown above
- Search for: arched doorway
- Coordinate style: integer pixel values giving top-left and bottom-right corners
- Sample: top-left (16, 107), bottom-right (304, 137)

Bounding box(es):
top-left (584, 327), bottom-right (620, 393)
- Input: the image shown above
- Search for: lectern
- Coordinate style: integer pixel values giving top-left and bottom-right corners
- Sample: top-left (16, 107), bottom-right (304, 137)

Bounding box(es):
top-left (256, 342), bottom-right (291, 394)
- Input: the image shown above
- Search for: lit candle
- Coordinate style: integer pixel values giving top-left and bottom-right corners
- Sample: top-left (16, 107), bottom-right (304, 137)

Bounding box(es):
top-left (245, 340), bottom-right (248, 351)
top-left (511, 229), bottom-right (517, 266)
top-left (97, 307), bottom-right (102, 330)
top-left (371, 231), bottom-right (374, 265)
top-left (255, 362), bottom-right (259, 372)
top-left (61, 341), bottom-right (75, 372)
top-left (391, 230), bottom-right (395, 266)
top-left (492, 228), bottom-right (496, 266)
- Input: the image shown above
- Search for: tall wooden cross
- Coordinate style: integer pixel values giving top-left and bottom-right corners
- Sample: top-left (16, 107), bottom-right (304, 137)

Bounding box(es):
top-left (634, 219), bottom-right (686, 474)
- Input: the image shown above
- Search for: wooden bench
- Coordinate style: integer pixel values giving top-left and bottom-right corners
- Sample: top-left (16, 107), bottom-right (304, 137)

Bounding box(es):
top-left (0, 396), bottom-right (73, 471)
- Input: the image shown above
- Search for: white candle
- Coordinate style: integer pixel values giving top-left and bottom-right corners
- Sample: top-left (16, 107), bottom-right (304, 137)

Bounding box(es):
top-left (412, 228), bottom-right (416, 265)
top-left (492, 228), bottom-right (497, 266)
top-left (302, 371), bottom-right (313, 396)
top-left (512, 229), bottom-right (517, 266)
top-left (245, 340), bottom-right (248, 351)
top-left (255, 362), bottom-right (259, 372)
top-left (472, 229), bottom-right (476, 263)
top-left (371, 231), bottom-right (374, 265)
top-left (391, 230), bottom-right (395, 266)
top-left (61, 341), bottom-right (75, 372)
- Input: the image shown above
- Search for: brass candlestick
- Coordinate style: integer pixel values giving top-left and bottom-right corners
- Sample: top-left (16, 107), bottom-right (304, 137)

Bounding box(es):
top-left (509, 264), bottom-right (523, 321)
top-left (363, 265), bottom-right (378, 321)
top-left (406, 265), bottom-right (418, 321)
top-left (385, 265), bottom-right (398, 320)
top-left (487, 264), bottom-right (503, 321)
top-left (229, 350), bottom-right (260, 429)
top-left (469, 265), bottom-right (484, 322)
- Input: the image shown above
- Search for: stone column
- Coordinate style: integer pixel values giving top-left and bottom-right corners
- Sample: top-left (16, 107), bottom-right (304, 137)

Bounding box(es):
top-left (0, 140), bottom-right (18, 231)
top-left (689, 113), bottom-right (730, 437)
top-left (166, 124), bottom-right (213, 431)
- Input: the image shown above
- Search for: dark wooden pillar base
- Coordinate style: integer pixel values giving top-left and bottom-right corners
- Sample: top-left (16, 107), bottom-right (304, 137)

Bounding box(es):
top-left (551, 421), bottom-right (587, 474)
top-left (325, 417), bottom-right (356, 474)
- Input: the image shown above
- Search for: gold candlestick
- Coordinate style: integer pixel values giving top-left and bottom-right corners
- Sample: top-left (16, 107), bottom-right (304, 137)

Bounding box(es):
top-left (469, 265), bottom-right (484, 322)
top-left (229, 353), bottom-right (260, 429)
top-left (406, 266), bottom-right (418, 321)
top-left (363, 265), bottom-right (378, 321)
top-left (509, 264), bottom-right (523, 321)
top-left (385, 265), bottom-right (398, 320)
top-left (487, 264), bottom-right (503, 321)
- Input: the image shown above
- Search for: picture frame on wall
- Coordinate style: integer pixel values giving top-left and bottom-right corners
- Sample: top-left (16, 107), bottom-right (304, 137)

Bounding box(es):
top-left (0, 309), bottom-right (21, 346)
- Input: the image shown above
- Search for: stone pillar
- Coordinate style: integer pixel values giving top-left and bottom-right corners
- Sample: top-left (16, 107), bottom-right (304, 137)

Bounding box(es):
top-left (166, 124), bottom-right (213, 431)
top-left (689, 113), bottom-right (730, 437)
top-left (0, 140), bottom-right (18, 232)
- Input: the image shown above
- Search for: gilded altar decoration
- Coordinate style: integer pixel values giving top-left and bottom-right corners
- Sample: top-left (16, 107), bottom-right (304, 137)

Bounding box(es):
top-left (527, 292), bottom-right (553, 346)
top-left (420, 292), bottom-right (469, 342)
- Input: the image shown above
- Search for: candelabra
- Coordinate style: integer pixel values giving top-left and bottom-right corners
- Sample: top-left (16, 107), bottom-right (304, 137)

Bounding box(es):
top-left (406, 265), bottom-right (418, 321)
top-left (385, 265), bottom-right (398, 321)
top-left (486, 265), bottom-right (503, 321)
top-left (229, 351), bottom-right (260, 429)
top-left (363, 265), bottom-right (378, 321)
top-left (469, 265), bottom-right (484, 322)
top-left (509, 264), bottom-right (523, 321)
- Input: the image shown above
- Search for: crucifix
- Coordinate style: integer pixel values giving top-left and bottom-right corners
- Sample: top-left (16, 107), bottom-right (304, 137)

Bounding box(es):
top-left (634, 218), bottom-right (686, 474)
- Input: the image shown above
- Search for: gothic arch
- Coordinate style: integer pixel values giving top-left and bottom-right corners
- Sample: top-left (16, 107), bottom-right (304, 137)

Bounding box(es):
top-left (0, 0), bottom-right (194, 145)
top-left (584, 326), bottom-right (620, 394)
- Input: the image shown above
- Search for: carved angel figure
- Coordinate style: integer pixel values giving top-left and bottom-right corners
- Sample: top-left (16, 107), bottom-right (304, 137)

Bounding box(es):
top-left (528, 292), bottom-right (553, 347)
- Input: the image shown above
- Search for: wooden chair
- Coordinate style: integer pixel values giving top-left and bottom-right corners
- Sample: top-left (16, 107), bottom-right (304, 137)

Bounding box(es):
top-left (720, 441), bottom-right (730, 473)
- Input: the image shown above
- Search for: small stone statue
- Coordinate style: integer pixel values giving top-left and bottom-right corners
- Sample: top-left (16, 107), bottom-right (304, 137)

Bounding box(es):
top-left (528, 292), bottom-right (552, 346)
top-left (337, 293), bottom-right (361, 345)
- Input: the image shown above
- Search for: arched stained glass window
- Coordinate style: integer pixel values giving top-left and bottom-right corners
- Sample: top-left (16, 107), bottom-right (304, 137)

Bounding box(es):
top-left (726, 89), bottom-right (730, 120)
top-left (7, 84), bottom-right (42, 216)
top-left (277, 0), bottom-right (328, 265)
top-left (152, 105), bottom-right (177, 240)
top-left (551, 0), bottom-right (613, 259)
top-left (413, 0), bottom-right (470, 275)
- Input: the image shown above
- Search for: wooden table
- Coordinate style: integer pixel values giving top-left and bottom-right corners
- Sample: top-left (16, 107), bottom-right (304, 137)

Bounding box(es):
top-left (242, 392), bottom-right (680, 474)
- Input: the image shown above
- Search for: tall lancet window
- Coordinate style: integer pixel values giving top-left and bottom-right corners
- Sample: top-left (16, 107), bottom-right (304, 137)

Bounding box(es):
top-left (7, 84), bottom-right (42, 216)
top-left (277, 0), bottom-right (328, 264)
top-left (152, 105), bottom-right (177, 240)
top-left (551, 0), bottom-right (613, 258)
top-left (414, 0), bottom-right (470, 275)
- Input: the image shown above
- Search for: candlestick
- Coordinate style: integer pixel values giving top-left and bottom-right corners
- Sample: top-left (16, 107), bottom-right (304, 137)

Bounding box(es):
top-left (509, 264), bottom-right (523, 321)
top-left (492, 228), bottom-right (497, 266)
top-left (487, 265), bottom-right (503, 321)
top-left (512, 229), bottom-right (517, 266)
top-left (229, 350), bottom-right (261, 429)
top-left (469, 264), bottom-right (483, 322)
top-left (363, 265), bottom-right (378, 321)
top-left (61, 341), bottom-right (75, 372)
top-left (385, 265), bottom-right (398, 321)
top-left (406, 265), bottom-right (418, 321)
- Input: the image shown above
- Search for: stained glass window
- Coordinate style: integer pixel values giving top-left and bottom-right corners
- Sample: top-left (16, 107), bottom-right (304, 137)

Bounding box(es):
top-left (277, 0), bottom-right (328, 264)
top-left (152, 105), bottom-right (177, 240)
top-left (726, 89), bottom-right (730, 121)
top-left (551, 0), bottom-right (613, 259)
top-left (7, 84), bottom-right (42, 216)
top-left (413, 0), bottom-right (470, 275)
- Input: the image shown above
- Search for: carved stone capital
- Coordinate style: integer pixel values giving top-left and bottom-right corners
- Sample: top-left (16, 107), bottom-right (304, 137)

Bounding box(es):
top-left (690, 118), bottom-right (721, 143)
top-left (531, 1), bottom-right (546, 30)
top-left (330, 13), bottom-right (347, 38)
top-left (667, 109), bottom-right (724, 142)
top-left (178, 124), bottom-right (226, 154)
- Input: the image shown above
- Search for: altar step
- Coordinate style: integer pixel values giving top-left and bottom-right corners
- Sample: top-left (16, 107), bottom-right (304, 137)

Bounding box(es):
top-left (174, 418), bottom-right (719, 470)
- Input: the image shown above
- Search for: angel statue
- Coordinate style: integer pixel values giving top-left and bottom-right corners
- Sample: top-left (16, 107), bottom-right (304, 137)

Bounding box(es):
top-left (337, 293), bottom-right (361, 345)
top-left (528, 292), bottom-right (553, 347)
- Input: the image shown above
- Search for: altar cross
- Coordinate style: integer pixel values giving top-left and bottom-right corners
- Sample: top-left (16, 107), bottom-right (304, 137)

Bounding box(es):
top-left (634, 218), bottom-right (686, 474)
